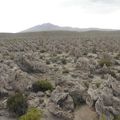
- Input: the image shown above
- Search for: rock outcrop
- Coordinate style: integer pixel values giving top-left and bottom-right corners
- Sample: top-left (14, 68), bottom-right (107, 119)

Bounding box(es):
top-left (48, 86), bottom-right (74, 120)
top-left (95, 76), bottom-right (120, 119)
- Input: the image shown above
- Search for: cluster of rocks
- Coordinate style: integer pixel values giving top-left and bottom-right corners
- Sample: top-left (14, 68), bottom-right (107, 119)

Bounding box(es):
top-left (0, 31), bottom-right (120, 120)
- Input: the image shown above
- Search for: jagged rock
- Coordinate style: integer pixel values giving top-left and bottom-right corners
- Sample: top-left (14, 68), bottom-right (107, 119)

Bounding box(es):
top-left (16, 54), bottom-right (48, 73)
top-left (0, 109), bottom-right (9, 117)
top-left (101, 53), bottom-right (114, 64)
top-left (102, 64), bottom-right (110, 74)
top-left (0, 99), bottom-right (7, 109)
top-left (9, 69), bottom-right (34, 92)
top-left (0, 31), bottom-right (120, 120)
top-left (0, 109), bottom-right (16, 120)
top-left (95, 76), bottom-right (120, 118)
top-left (27, 92), bottom-right (45, 109)
top-left (86, 94), bottom-right (95, 107)
top-left (86, 78), bottom-right (104, 107)
top-left (95, 64), bottom-right (111, 75)
top-left (0, 88), bottom-right (8, 98)
top-left (0, 63), bottom-right (15, 88)
top-left (48, 86), bottom-right (74, 120)
top-left (0, 61), bottom-right (34, 92)
top-left (45, 90), bottom-right (51, 97)
top-left (37, 91), bottom-right (45, 97)
top-left (76, 57), bottom-right (90, 72)
top-left (115, 60), bottom-right (120, 65)
top-left (87, 53), bottom-right (98, 58)
top-left (28, 97), bottom-right (40, 108)
top-left (116, 74), bottom-right (120, 81)
top-left (55, 77), bottom-right (87, 103)
top-left (69, 82), bottom-right (87, 103)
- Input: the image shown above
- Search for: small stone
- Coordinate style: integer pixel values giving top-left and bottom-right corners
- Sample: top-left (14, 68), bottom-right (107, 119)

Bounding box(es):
top-left (37, 91), bottom-right (45, 97)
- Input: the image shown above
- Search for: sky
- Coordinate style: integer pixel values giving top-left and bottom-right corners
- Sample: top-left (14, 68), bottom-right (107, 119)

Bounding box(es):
top-left (0, 0), bottom-right (120, 32)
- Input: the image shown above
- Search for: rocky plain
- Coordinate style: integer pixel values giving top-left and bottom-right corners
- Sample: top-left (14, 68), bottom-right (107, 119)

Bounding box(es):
top-left (0, 31), bottom-right (120, 120)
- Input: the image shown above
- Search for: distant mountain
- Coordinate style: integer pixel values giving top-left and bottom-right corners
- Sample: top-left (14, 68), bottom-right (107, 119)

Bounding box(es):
top-left (21, 23), bottom-right (117, 32)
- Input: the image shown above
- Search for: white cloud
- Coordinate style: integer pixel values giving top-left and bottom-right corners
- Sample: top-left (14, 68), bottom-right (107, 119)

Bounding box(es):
top-left (61, 0), bottom-right (120, 12)
top-left (91, 0), bottom-right (120, 4)
top-left (0, 0), bottom-right (120, 32)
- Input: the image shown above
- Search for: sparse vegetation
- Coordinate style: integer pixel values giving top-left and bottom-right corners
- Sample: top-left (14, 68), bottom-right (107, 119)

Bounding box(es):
top-left (7, 93), bottom-right (28, 116)
top-left (114, 115), bottom-right (120, 120)
top-left (100, 114), bottom-right (106, 120)
top-left (95, 82), bottom-right (101, 88)
top-left (32, 80), bottom-right (54, 92)
top-left (115, 53), bottom-right (120, 60)
top-left (0, 31), bottom-right (120, 120)
top-left (62, 68), bottom-right (69, 74)
top-left (40, 49), bottom-right (46, 53)
top-left (19, 108), bottom-right (42, 120)
top-left (98, 58), bottom-right (112, 67)
top-left (83, 81), bottom-right (89, 88)
top-left (109, 71), bottom-right (117, 78)
top-left (61, 58), bottom-right (67, 64)
top-left (70, 93), bottom-right (85, 107)
top-left (46, 59), bottom-right (51, 64)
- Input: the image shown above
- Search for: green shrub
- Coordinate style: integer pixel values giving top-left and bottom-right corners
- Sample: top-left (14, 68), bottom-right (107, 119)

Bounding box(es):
top-left (61, 58), bottom-right (67, 64)
top-left (83, 81), bottom-right (89, 88)
top-left (100, 114), bottom-right (118, 120)
top-left (40, 49), bottom-right (46, 53)
top-left (114, 115), bottom-right (120, 120)
top-left (7, 93), bottom-right (28, 116)
top-left (46, 59), bottom-right (50, 65)
top-left (62, 69), bottom-right (69, 74)
top-left (109, 71), bottom-right (117, 78)
top-left (32, 80), bottom-right (53, 92)
top-left (100, 114), bottom-right (107, 120)
top-left (98, 58), bottom-right (112, 67)
top-left (95, 81), bottom-right (101, 88)
top-left (114, 53), bottom-right (120, 60)
top-left (19, 108), bottom-right (42, 120)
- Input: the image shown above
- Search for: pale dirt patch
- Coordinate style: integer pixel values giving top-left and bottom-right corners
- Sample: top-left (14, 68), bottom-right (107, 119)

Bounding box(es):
top-left (74, 105), bottom-right (99, 120)
top-left (0, 116), bottom-right (16, 120)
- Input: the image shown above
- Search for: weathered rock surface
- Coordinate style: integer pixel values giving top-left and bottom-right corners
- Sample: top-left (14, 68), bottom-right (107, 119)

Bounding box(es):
top-left (0, 31), bottom-right (120, 120)
top-left (48, 86), bottom-right (74, 120)
top-left (55, 77), bottom-right (87, 103)
top-left (95, 76), bottom-right (120, 119)
top-left (16, 54), bottom-right (48, 73)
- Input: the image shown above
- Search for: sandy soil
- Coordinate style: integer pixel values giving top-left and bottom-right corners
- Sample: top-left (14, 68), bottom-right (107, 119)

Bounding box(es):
top-left (0, 116), bottom-right (16, 120)
top-left (74, 105), bottom-right (99, 120)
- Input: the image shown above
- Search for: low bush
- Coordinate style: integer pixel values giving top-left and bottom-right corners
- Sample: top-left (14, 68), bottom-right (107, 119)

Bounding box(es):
top-left (114, 53), bottom-right (120, 60)
top-left (46, 59), bottom-right (50, 64)
top-left (7, 93), bottom-right (28, 116)
top-left (61, 58), bottom-right (67, 64)
top-left (114, 115), bottom-right (120, 120)
top-left (62, 69), bottom-right (69, 74)
top-left (19, 108), bottom-right (42, 120)
top-left (100, 114), bottom-right (106, 120)
top-left (109, 71), bottom-right (117, 78)
top-left (98, 58), bottom-right (112, 67)
top-left (32, 80), bottom-right (53, 92)
top-left (100, 114), bottom-right (119, 120)
top-left (95, 81), bottom-right (101, 88)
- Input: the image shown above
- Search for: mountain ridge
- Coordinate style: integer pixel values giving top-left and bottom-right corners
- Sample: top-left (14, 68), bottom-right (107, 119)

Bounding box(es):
top-left (21, 23), bottom-right (117, 32)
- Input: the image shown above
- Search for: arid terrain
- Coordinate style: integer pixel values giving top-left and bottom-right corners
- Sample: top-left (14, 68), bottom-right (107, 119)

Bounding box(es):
top-left (0, 31), bottom-right (120, 120)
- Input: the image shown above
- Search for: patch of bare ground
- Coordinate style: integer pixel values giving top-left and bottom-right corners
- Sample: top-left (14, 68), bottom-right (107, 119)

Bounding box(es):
top-left (0, 116), bottom-right (16, 120)
top-left (74, 105), bottom-right (99, 120)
